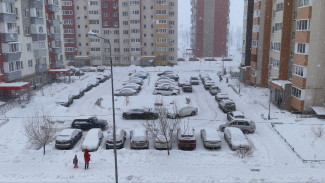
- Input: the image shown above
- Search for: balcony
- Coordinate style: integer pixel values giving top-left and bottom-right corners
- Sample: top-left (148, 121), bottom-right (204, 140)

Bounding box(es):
top-left (49, 4), bottom-right (59, 12)
top-left (50, 33), bottom-right (61, 41)
top-left (29, 0), bottom-right (43, 9)
top-left (1, 33), bottom-right (18, 42)
top-left (2, 52), bottom-right (21, 62)
top-left (0, 13), bottom-right (16, 23)
top-left (53, 61), bottom-right (64, 69)
top-left (35, 64), bottom-right (48, 73)
top-left (30, 17), bottom-right (44, 24)
top-left (50, 19), bottom-right (60, 26)
top-left (33, 48), bottom-right (47, 57)
top-left (5, 70), bottom-right (22, 82)
top-left (52, 47), bottom-right (62, 54)
top-left (31, 33), bottom-right (46, 41)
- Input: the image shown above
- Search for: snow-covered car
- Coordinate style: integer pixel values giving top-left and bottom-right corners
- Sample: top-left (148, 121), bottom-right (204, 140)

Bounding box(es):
top-left (81, 128), bottom-right (103, 152)
top-left (114, 88), bottom-right (137, 96)
top-left (55, 129), bottom-right (82, 149)
top-left (182, 83), bottom-right (193, 92)
top-left (201, 76), bottom-right (211, 84)
top-left (153, 88), bottom-right (179, 96)
top-left (154, 135), bottom-right (172, 150)
top-left (121, 84), bottom-right (141, 92)
top-left (200, 129), bottom-right (221, 149)
top-left (106, 129), bottom-right (126, 149)
top-left (156, 84), bottom-right (180, 93)
top-left (209, 86), bottom-right (221, 96)
top-left (81, 66), bottom-right (96, 72)
top-left (130, 128), bottom-right (149, 149)
top-left (215, 93), bottom-right (229, 102)
top-left (71, 89), bottom-right (84, 99)
top-left (224, 127), bottom-right (251, 151)
top-left (130, 72), bottom-right (147, 79)
top-left (178, 78), bottom-right (188, 87)
top-left (56, 95), bottom-right (73, 107)
top-left (218, 99), bottom-right (236, 113)
top-left (167, 106), bottom-right (198, 118)
top-left (204, 80), bottom-right (215, 90)
top-left (227, 111), bottom-right (245, 121)
top-left (123, 79), bottom-right (143, 85)
top-left (96, 66), bottom-right (106, 72)
top-left (190, 76), bottom-right (200, 85)
top-left (177, 127), bottom-right (196, 150)
top-left (157, 76), bottom-right (176, 82)
top-left (155, 79), bottom-right (177, 87)
top-left (219, 119), bottom-right (256, 134)
top-left (164, 73), bottom-right (179, 81)
top-left (157, 70), bottom-right (174, 76)
top-left (123, 108), bottom-right (159, 120)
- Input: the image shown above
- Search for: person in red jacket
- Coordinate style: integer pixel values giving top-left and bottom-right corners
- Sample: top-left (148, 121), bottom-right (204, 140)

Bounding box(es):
top-left (84, 148), bottom-right (91, 169)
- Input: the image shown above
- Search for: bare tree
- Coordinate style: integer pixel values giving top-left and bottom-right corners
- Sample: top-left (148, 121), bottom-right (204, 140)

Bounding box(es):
top-left (24, 110), bottom-right (57, 155)
top-left (236, 146), bottom-right (253, 158)
top-left (143, 99), bottom-right (181, 155)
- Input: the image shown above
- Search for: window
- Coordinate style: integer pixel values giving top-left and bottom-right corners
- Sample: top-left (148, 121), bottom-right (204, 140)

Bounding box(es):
top-left (130, 38), bottom-right (140, 43)
top-left (271, 42), bottom-right (281, 51)
top-left (274, 23), bottom-right (282, 32)
top-left (114, 39), bottom-right (119, 43)
top-left (27, 43), bottom-right (32, 51)
top-left (169, 48), bottom-right (175, 52)
top-left (156, 0), bottom-right (167, 5)
top-left (64, 29), bottom-right (74, 34)
top-left (104, 30), bottom-right (110, 34)
top-left (5, 3), bottom-right (15, 14)
top-left (298, 0), bottom-right (312, 7)
top-left (253, 25), bottom-right (259, 32)
top-left (65, 47), bottom-right (75, 52)
top-left (90, 47), bottom-right (100, 52)
top-left (8, 43), bottom-right (21, 52)
top-left (292, 65), bottom-right (306, 77)
top-left (132, 10), bottom-right (139, 15)
top-left (169, 21), bottom-right (175, 26)
top-left (291, 86), bottom-right (303, 99)
top-left (156, 29), bottom-right (167, 33)
top-left (275, 3), bottom-right (283, 12)
top-left (296, 19), bottom-right (310, 31)
top-left (90, 38), bottom-right (100, 42)
top-left (130, 20), bottom-right (140, 24)
top-left (123, 30), bottom-right (129, 34)
top-left (295, 43), bottom-right (309, 54)
top-left (24, 9), bottom-right (30, 17)
top-left (169, 12), bottom-right (175, 16)
top-left (250, 69), bottom-right (256, 77)
top-left (89, 20), bottom-right (99, 24)
top-left (156, 38), bottom-right (166, 43)
top-left (62, 1), bottom-right (73, 6)
top-left (252, 40), bottom-right (258, 48)
top-left (156, 47), bottom-right (167, 52)
top-left (169, 30), bottom-right (175, 34)
top-left (124, 48), bottom-right (129, 52)
top-left (64, 38), bottom-right (74, 43)
top-left (89, 1), bottom-right (98, 5)
top-left (270, 58), bottom-right (279, 69)
top-left (122, 2), bottom-right (128, 6)
top-left (89, 10), bottom-right (99, 15)
top-left (253, 9), bottom-right (260, 18)
top-left (123, 21), bottom-right (129, 25)
top-left (63, 20), bottom-right (74, 25)
top-left (62, 10), bottom-right (73, 15)
top-left (130, 0), bottom-right (139, 5)
top-left (28, 60), bottom-right (33, 68)
top-left (157, 19), bottom-right (167, 24)
top-left (131, 48), bottom-right (141, 52)
top-left (157, 10), bottom-right (166, 15)
top-left (131, 29), bottom-right (140, 33)
top-left (114, 30), bottom-right (119, 34)
top-left (122, 12), bottom-right (128, 16)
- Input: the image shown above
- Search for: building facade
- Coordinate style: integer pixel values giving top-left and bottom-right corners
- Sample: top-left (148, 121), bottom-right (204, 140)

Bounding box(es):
top-left (190, 0), bottom-right (229, 58)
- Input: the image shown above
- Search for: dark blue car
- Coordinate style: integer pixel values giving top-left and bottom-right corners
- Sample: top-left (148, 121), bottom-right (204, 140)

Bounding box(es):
top-left (71, 117), bottom-right (108, 130)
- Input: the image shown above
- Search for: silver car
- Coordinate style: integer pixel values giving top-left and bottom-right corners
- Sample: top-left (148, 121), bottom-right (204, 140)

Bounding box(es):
top-left (130, 128), bottom-right (149, 149)
top-left (106, 129), bottom-right (126, 149)
top-left (224, 127), bottom-right (250, 151)
top-left (219, 119), bottom-right (256, 134)
top-left (167, 105), bottom-right (198, 118)
top-left (154, 135), bottom-right (172, 150)
top-left (200, 129), bottom-right (221, 149)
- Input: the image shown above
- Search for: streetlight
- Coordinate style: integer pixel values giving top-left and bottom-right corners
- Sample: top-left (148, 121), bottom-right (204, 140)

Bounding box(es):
top-left (88, 31), bottom-right (118, 183)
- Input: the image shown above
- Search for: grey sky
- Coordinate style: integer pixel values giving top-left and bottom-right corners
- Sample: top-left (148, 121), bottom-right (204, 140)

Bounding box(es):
top-left (178, 0), bottom-right (244, 56)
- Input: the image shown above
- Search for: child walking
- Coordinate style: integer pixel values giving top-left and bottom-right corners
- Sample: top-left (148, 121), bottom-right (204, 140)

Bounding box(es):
top-left (73, 155), bottom-right (78, 168)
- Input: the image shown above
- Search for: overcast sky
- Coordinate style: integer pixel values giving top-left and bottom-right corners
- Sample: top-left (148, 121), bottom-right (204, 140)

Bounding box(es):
top-left (178, 0), bottom-right (244, 56)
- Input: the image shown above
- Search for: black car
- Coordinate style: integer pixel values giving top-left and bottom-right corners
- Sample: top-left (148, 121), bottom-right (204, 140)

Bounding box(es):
top-left (55, 129), bottom-right (82, 149)
top-left (71, 117), bottom-right (108, 130)
top-left (189, 57), bottom-right (200, 61)
top-left (123, 109), bottom-right (159, 120)
top-left (209, 86), bottom-right (221, 96)
top-left (182, 84), bottom-right (193, 93)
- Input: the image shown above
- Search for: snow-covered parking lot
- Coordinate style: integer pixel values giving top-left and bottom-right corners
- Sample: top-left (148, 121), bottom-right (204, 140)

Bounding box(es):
top-left (1, 59), bottom-right (325, 182)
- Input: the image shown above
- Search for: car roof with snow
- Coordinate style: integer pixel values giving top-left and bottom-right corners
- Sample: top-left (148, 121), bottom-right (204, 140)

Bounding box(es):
top-left (203, 129), bottom-right (221, 141)
top-left (56, 129), bottom-right (80, 141)
top-left (231, 111), bottom-right (244, 116)
top-left (225, 127), bottom-right (246, 141)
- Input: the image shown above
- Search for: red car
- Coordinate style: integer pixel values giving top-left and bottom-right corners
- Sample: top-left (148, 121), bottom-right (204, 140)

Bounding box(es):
top-left (177, 127), bottom-right (196, 150)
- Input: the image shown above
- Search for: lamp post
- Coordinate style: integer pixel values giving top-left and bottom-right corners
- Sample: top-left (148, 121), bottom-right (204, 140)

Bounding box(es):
top-left (88, 31), bottom-right (118, 183)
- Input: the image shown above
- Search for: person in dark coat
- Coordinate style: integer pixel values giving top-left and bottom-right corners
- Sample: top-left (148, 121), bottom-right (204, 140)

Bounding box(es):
top-left (84, 148), bottom-right (91, 169)
top-left (73, 155), bottom-right (78, 168)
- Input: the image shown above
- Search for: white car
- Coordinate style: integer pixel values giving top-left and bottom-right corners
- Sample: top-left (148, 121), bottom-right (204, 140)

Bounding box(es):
top-left (157, 76), bottom-right (175, 82)
top-left (106, 129), bottom-right (126, 149)
top-left (121, 84), bottom-right (141, 92)
top-left (215, 93), bottom-right (229, 102)
top-left (153, 88), bottom-right (179, 96)
top-left (190, 76), bottom-right (200, 85)
top-left (123, 79), bottom-right (143, 85)
top-left (167, 105), bottom-right (198, 118)
top-left (81, 128), bottom-right (103, 152)
top-left (156, 84), bottom-right (180, 93)
top-left (224, 127), bottom-right (250, 151)
top-left (227, 111), bottom-right (245, 121)
top-left (155, 79), bottom-right (177, 87)
top-left (114, 88), bottom-right (137, 96)
top-left (200, 129), bottom-right (221, 149)
top-left (130, 128), bottom-right (149, 149)
top-left (154, 135), bottom-right (172, 150)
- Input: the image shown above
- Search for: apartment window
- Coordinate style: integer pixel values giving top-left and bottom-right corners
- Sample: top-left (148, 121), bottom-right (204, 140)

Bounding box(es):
top-left (295, 43), bottom-right (309, 54)
top-left (252, 40), bottom-right (258, 48)
top-left (296, 19), bottom-right (310, 31)
top-left (89, 20), bottom-right (99, 24)
top-left (169, 2), bottom-right (175, 6)
top-left (64, 29), bottom-right (74, 34)
top-left (169, 21), bottom-right (175, 26)
top-left (89, 10), bottom-right (99, 15)
top-left (131, 29), bottom-right (140, 33)
top-left (130, 38), bottom-right (140, 43)
top-left (114, 30), bottom-right (119, 34)
top-left (26, 43), bottom-right (31, 51)
top-left (114, 39), bottom-right (119, 43)
top-left (62, 1), bottom-right (73, 6)
top-left (291, 86), bottom-right (303, 99)
top-left (132, 10), bottom-right (139, 15)
top-left (157, 29), bottom-right (167, 33)
top-left (8, 43), bottom-right (21, 52)
top-left (122, 2), bottom-right (128, 6)
top-left (253, 9), bottom-right (260, 18)
top-left (169, 56), bottom-right (174, 61)
top-left (271, 42), bottom-right (281, 51)
top-left (103, 2), bottom-right (108, 8)
top-left (131, 48), bottom-right (141, 52)
top-left (5, 3), bottom-right (15, 14)
top-left (91, 29), bottom-right (99, 34)
top-left (104, 30), bottom-right (110, 34)
top-left (6, 23), bottom-right (17, 33)
top-left (65, 47), bottom-right (75, 52)
top-left (169, 48), bottom-right (175, 52)
top-left (130, 20), bottom-right (140, 24)
top-left (151, 43), bottom-right (154, 46)
top-left (114, 48), bottom-right (120, 53)
top-left (157, 19), bottom-right (167, 24)
top-left (113, 12), bottom-right (118, 17)
top-left (169, 30), bottom-right (175, 34)
top-left (271, 58), bottom-right (279, 69)
top-left (64, 38), bottom-right (74, 43)
top-left (63, 20), bottom-right (74, 25)
top-left (123, 30), bottom-right (129, 34)
top-left (90, 47), bottom-right (100, 51)
top-left (157, 10), bottom-right (167, 15)
top-left (24, 9), bottom-right (30, 17)
top-left (28, 60), bottom-right (33, 68)
top-left (156, 47), bottom-right (167, 52)
top-left (275, 3), bottom-right (284, 12)
top-left (156, 0), bottom-right (167, 5)
top-left (169, 12), bottom-right (175, 16)
top-left (122, 12), bottom-right (128, 16)
top-left (298, 0), bottom-right (312, 7)
top-left (89, 1), bottom-right (98, 5)
top-left (156, 38), bottom-right (166, 43)
top-left (250, 69), bottom-right (256, 77)
top-left (130, 0), bottom-right (139, 5)
top-left (253, 25), bottom-right (259, 32)
top-left (274, 23), bottom-right (282, 32)
top-left (144, 24), bottom-right (146, 28)
top-left (124, 48), bottom-right (129, 52)
top-left (62, 10), bottom-right (73, 15)
top-left (103, 21), bottom-right (108, 26)
top-left (124, 39), bottom-right (129, 43)
top-left (123, 21), bottom-right (129, 25)
top-left (90, 38), bottom-right (100, 42)
top-left (292, 65), bottom-right (306, 77)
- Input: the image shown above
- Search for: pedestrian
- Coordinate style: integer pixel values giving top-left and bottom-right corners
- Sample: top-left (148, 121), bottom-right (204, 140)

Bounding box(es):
top-left (73, 155), bottom-right (78, 168)
top-left (226, 78), bottom-right (228, 83)
top-left (84, 148), bottom-right (91, 170)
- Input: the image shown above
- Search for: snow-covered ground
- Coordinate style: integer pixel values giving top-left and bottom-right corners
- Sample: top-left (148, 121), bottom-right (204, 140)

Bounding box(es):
top-left (1, 47), bottom-right (325, 182)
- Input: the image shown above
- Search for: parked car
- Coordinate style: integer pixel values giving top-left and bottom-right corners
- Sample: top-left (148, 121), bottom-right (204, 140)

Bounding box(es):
top-left (209, 86), bottom-right (221, 96)
top-left (71, 89), bottom-right (84, 99)
top-left (154, 135), bottom-right (172, 150)
top-left (153, 88), bottom-right (179, 96)
top-left (167, 105), bottom-right (198, 118)
top-left (123, 108), bottom-right (159, 120)
top-left (224, 127), bottom-right (251, 151)
top-left (227, 111), bottom-right (245, 121)
top-left (164, 74), bottom-right (179, 81)
top-left (130, 72), bottom-right (148, 79)
top-left (218, 99), bottom-right (236, 113)
top-left (96, 66), bottom-right (106, 72)
top-left (200, 129), bottom-right (221, 149)
top-left (71, 117), bottom-right (108, 130)
top-left (81, 66), bottom-right (96, 72)
top-left (215, 93), bottom-right (229, 102)
top-left (201, 76), bottom-right (211, 84)
top-left (189, 57), bottom-right (200, 61)
top-left (219, 119), bottom-right (256, 134)
top-left (55, 129), bottom-right (82, 149)
top-left (121, 84), bottom-right (141, 92)
top-left (157, 70), bottom-right (174, 76)
top-left (177, 58), bottom-right (185, 61)
top-left (177, 127), bottom-right (196, 150)
top-left (155, 79), bottom-right (177, 87)
top-left (156, 83), bottom-right (180, 93)
top-left (130, 128), bottom-right (149, 149)
top-left (178, 78), bottom-right (188, 87)
top-left (81, 128), bottom-right (103, 152)
top-left (182, 83), bottom-right (193, 93)
top-left (190, 77), bottom-right (200, 85)
top-left (106, 129), bottom-right (127, 149)
top-left (123, 78), bottom-right (143, 85)
top-left (114, 88), bottom-right (137, 96)
top-left (204, 81), bottom-right (215, 90)
top-left (56, 96), bottom-right (73, 107)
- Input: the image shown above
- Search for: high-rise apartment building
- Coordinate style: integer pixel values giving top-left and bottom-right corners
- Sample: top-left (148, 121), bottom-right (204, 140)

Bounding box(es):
top-left (242, 0), bottom-right (325, 112)
top-left (190, 0), bottom-right (229, 58)
top-left (67, 0), bottom-right (178, 66)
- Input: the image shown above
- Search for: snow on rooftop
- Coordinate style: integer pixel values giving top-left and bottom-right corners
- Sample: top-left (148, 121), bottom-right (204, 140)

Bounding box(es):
top-left (271, 80), bottom-right (292, 89)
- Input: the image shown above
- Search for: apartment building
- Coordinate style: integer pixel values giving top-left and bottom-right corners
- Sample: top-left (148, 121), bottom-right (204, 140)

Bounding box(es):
top-left (69, 0), bottom-right (178, 66)
top-left (190, 0), bottom-right (229, 58)
top-left (239, 0), bottom-right (254, 83)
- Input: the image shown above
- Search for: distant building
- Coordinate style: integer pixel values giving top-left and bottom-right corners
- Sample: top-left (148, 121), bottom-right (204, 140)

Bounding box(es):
top-left (190, 0), bottom-right (229, 58)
